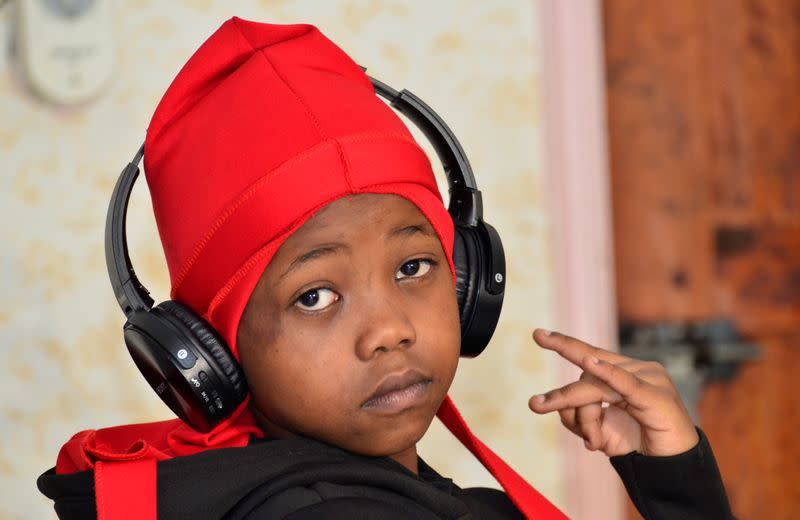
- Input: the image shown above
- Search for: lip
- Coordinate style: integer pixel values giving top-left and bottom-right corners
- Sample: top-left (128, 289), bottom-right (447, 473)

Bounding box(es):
top-left (361, 369), bottom-right (433, 413)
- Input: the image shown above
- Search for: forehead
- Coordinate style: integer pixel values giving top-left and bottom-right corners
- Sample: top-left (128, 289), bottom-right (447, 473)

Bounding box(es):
top-left (285, 193), bottom-right (430, 245)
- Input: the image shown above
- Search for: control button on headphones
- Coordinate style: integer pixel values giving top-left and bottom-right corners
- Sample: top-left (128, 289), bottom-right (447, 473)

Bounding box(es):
top-left (173, 347), bottom-right (197, 369)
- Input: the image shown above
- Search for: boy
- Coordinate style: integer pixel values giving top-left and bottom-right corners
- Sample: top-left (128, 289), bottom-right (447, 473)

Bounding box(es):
top-left (38, 17), bottom-right (733, 519)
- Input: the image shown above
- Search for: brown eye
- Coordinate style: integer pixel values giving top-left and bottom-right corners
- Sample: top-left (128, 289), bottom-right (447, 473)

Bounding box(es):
top-left (395, 259), bottom-right (434, 280)
top-left (295, 288), bottom-right (339, 311)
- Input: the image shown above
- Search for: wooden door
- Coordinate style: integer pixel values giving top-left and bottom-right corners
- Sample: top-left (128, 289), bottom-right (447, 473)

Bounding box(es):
top-left (602, 1), bottom-right (800, 518)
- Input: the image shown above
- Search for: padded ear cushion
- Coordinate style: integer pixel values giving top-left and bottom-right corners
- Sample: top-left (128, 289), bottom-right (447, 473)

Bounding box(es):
top-left (453, 225), bottom-right (479, 332)
top-left (157, 300), bottom-right (248, 402)
top-left (452, 221), bottom-right (506, 357)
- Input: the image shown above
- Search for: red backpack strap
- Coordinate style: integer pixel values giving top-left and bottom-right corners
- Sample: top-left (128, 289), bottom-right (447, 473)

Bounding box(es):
top-left (94, 459), bottom-right (157, 520)
top-left (437, 396), bottom-right (569, 519)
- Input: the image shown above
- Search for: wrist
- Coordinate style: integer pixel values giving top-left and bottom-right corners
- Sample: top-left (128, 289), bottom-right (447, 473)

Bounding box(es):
top-left (644, 425), bottom-right (700, 457)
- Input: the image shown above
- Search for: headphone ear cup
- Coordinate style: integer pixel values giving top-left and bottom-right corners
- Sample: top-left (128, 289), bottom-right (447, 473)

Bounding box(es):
top-left (453, 226), bottom-right (477, 329)
top-left (157, 301), bottom-right (248, 403)
top-left (123, 300), bottom-right (248, 432)
top-left (452, 221), bottom-right (506, 357)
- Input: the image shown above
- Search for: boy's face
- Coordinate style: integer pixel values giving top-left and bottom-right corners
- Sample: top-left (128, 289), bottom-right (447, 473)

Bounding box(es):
top-left (238, 194), bottom-right (461, 458)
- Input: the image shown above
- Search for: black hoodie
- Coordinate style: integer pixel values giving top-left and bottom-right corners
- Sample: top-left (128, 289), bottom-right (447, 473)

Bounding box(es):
top-left (38, 429), bottom-right (733, 519)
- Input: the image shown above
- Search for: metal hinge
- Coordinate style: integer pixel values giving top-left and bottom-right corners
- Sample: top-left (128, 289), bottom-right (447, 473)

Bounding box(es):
top-left (619, 319), bottom-right (760, 422)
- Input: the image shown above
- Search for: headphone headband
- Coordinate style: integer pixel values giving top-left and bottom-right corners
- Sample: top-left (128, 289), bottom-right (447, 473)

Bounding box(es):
top-left (105, 144), bottom-right (151, 316)
top-left (369, 76), bottom-right (484, 226)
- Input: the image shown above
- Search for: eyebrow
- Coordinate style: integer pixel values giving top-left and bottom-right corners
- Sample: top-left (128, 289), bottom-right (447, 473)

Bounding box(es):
top-left (387, 223), bottom-right (436, 240)
top-left (279, 244), bottom-right (347, 283)
top-left (277, 222), bottom-right (437, 283)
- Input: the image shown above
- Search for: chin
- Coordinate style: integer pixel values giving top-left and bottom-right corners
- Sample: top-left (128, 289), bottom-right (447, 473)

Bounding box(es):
top-left (349, 410), bottom-right (436, 458)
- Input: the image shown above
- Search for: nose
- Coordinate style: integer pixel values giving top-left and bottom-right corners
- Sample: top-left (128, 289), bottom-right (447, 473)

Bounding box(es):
top-left (353, 289), bottom-right (417, 361)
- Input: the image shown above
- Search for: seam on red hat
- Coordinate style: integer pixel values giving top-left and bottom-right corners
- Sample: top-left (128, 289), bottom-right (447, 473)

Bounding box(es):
top-left (231, 17), bottom-right (328, 141)
top-left (332, 138), bottom-right (355, 191)
top-left (337, 132), bottom-right (416, 146)
top-left (146, 23), bottom-right (255, 163)
top-left (256, 52), bottom-right (328, 139)
top-left (205, 194), bottom-right (344, 325)
top-left (170, 139), bottom-right (337, 294)
top-left (171, 132), bottom-right (422, 296)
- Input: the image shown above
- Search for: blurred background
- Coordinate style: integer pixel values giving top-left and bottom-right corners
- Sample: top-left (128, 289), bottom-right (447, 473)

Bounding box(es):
top-left (0, 1), bottom-right (797, 519)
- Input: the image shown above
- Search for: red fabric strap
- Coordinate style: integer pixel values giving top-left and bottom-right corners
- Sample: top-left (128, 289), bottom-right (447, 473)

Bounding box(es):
top-left (437, 396), bottom-right (569, 519)
top-left (94, 459), bottom-right (157, 520)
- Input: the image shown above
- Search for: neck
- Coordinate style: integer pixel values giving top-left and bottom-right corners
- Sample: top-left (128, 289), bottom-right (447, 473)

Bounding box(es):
top-left (251, 406), bottom-right (420, 474)
top-left (389, 444), bottom-right (419, 474)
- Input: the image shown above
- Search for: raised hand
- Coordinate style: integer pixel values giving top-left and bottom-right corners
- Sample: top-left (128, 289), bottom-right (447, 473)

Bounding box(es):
top-left (528, 329), bottom-right (699, 458)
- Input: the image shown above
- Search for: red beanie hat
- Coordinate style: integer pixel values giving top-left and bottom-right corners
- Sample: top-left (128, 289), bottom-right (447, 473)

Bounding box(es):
top-left (125, 17), bottom-right (562, 518)
top-left (143, 16), bottom-right (453, 362)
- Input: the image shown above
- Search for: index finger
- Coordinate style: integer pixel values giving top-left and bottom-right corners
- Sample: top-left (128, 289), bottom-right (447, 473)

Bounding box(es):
top-left (532, 329), bottom-right (627, 367)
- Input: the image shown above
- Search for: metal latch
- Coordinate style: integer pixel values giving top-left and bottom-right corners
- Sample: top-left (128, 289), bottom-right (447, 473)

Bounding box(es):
top-left (619, 320), bottom-right (761, 422)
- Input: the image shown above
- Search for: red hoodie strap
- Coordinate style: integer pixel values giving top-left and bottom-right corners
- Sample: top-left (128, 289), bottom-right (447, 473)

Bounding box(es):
top-left (437, 396), bottom-right (569, 519)
top-left (94, 459), bottom-right (157, 520)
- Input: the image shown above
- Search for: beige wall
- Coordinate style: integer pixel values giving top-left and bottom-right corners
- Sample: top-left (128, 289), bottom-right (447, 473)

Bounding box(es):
top-left (0, 1), bottom-right (561, 518)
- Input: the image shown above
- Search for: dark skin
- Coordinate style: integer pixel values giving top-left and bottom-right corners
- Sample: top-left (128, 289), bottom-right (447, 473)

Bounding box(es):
top-left (237, 194), bottom-right (461, 474)
top-left (237, 193), bottom-right (700, 477)
top-left (529, 330), bottom-right (699, 457)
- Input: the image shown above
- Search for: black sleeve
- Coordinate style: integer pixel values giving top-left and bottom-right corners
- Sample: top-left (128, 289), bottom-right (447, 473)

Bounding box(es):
top-left (36, 467), bottom-right (97, 520)
top-left (610, 428), bottom-right (734, 520)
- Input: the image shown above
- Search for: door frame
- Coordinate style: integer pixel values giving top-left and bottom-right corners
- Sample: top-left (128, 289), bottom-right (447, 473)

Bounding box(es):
top-left (539, 1), bottom-right (624, 518)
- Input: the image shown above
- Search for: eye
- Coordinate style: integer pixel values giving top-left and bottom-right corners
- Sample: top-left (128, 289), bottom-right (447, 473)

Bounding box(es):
top-left (294, 288), bottom-right (340, 311)
top-left (395, 259), bottom-right (435, 280)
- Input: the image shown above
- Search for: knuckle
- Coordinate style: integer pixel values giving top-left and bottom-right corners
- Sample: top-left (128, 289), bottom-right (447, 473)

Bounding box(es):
top-left (590, 345), bottom-right (607, 357)
top-left (553, 387), bottom-right (570, 401)
top-left (581, 373), bottom-right (602, 388)
top-left (558, 410), bottom-right (575, 426)
top-left (580, 403), bottom-right (602, 420)
top-left (654, 371), bottom-right (675, 388)
top-left (545, 388), bottom-right (563, 402)
top-left (644, 360), bottom-right (666, 373)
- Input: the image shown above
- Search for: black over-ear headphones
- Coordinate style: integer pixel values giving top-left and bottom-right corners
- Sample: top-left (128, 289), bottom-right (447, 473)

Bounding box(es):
top-left (106, 74), bottom-right (506, 433)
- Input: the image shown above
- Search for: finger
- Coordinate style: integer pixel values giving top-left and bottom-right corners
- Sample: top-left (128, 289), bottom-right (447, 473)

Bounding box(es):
top-left (558, 408), bottom-right (581, 436)
top-left (582, 355), bottom-right (655, 409)
top-left (576, 403), bottom-right (604, 450)
top-left (529, 377), bottom-right (622, 413)
top-left (532, 329), bottom-right (627, 367)
top-left (558, 407), bottom-right (576, 429)
top-left (625, 360), bottom-right (676, 389)
top-left (599, 360), bottom-right (676, 393)
top-left (529, 397), bottom-right (581, 437)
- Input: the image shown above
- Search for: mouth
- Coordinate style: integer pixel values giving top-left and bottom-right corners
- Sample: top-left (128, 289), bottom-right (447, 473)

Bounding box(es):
top-left (361, 369), bottom-right (433, 413)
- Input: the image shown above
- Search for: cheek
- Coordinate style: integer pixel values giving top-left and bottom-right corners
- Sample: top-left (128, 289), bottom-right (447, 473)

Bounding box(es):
top-left (411, 278), bottom-right (461, 372)
top-left (246, 341), bottom-right (340, 401)
top-left (240, 318), bottom-right (356, 428)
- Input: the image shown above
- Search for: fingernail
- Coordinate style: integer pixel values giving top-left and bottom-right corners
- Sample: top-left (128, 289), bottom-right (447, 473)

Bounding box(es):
top-left (541, 329), bottom-right (553, 336)
top-left (584, 439), bottom-right (592, 449)
top-left (591, 356), bottom-right (600, 364)
top-left (534, 394), bottom-right (546, 404)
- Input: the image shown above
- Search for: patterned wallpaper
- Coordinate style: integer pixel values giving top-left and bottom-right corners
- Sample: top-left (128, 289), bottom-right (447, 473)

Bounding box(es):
top-left (0, 1), bottom-right (559, 517)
